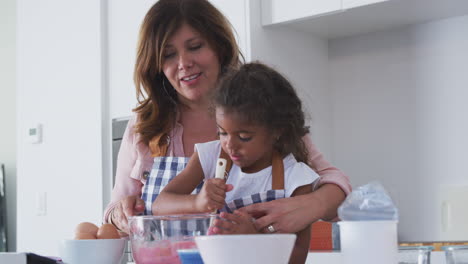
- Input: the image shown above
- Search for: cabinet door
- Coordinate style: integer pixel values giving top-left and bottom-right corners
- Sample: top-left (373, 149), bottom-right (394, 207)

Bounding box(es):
top-left (262, 0), bottom-right (341, 25)
top-left (342, 0), bottom-right (388, 9)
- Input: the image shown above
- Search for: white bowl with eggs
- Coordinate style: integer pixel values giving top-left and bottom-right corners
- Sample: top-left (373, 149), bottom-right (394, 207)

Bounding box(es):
top-left (59, 238), bottom-right (126, 264)
top-left (58, 222), bottom-right (125, 264)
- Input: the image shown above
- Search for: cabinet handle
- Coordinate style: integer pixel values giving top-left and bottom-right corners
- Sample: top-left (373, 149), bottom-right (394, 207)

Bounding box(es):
top-left (441, 201), bottom-right (451, 232)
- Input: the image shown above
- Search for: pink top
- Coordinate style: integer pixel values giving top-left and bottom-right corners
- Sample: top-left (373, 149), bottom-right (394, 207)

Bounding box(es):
top-left (103, 115), bottom-right (352, 223)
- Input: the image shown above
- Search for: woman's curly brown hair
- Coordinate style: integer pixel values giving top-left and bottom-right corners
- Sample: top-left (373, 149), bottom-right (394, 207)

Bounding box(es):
top-left (133, 0), bottom-right (243, 145)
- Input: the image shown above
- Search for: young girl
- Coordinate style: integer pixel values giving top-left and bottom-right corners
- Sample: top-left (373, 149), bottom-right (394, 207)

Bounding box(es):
top-left (154, 62), bottom-right (318, 263)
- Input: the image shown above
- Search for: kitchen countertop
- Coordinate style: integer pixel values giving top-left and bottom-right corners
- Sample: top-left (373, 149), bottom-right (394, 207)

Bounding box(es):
top-left (126, 250), bottom-right (448, 264)
top-left (305, 251), bottom-right (447, 264)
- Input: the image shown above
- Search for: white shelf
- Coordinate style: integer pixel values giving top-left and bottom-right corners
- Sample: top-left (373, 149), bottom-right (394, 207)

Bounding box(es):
top-left (262, 0), bottom-right (468, 39)
top-left (305, 251), bottom-right (447, 264)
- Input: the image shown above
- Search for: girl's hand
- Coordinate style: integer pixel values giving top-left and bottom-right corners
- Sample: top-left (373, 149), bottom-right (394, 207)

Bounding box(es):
top-left (195, 178), bottom-right (233, 212)
top-left (111, 195), bottom-right (145, 234)
top-left (210, 211), bottom-right (259, 234)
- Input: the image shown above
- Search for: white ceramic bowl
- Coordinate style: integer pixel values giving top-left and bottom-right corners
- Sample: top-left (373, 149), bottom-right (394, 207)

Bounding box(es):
top-left (195, 234), bottom-right (296, 264)
top-left (58, 238), bottom-right (126, 264)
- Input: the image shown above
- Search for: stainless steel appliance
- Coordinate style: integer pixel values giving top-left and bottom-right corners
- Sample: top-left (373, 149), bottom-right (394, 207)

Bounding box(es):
top-left (111, 117), bottom-right (133, 263)
top-left (0, 164), bottom-right (7, 252)
top-left (112, 117), bottom-right (130, 187)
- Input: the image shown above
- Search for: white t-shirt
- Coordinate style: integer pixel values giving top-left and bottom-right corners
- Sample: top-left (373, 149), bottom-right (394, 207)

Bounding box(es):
top-left (195, 140), bottom-right (319, 202)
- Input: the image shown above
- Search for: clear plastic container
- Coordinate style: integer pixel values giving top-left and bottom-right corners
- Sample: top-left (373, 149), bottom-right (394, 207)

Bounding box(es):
top-left (339, 221), bottom-right (398, 264)
top-left (128, 214), bottom-right (215, 264)
top-left (443, 245), bottom-right (468, 264)
top-left (398, 246), bottom-right (432, 264)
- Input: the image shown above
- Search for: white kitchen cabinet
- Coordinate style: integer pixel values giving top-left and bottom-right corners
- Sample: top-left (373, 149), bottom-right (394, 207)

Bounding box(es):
top-left (263, 0), bottom-right (468, 39)
top-left (261, 0), bottom-right (341, 26)
top-left (342, 0), bottom-right (388, 10)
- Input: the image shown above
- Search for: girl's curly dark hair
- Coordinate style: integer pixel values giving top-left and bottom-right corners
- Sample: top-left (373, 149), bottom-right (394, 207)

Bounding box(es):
top-left (214, 62), bottom-right (310, 163)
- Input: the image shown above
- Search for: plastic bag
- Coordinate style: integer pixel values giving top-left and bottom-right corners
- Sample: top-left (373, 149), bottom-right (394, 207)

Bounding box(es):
top-left (338, 181), bottom-right (398, 221)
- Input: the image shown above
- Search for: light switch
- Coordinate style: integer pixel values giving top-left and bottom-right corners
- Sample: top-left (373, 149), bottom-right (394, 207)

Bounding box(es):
top-left (28, 124), bottom-right (42, 144)
top-left (36, 192), bottom-right (47, 216)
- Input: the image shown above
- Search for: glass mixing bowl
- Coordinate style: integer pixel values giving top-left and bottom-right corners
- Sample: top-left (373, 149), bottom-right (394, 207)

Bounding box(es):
top-left (128, 214), bottom-right (215, 264)
top-left (443, 245), bottom-right (468, 264)
top-left (398, 246), bottom-right (432, 264)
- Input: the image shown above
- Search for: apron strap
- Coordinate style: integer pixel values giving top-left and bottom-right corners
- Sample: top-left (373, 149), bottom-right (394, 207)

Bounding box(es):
top-left (149, 133), bottom-right (170, 157)
top-left (220, 149), bottom-right (284, 190)
top-left (271, 151), bottom-right (284, 190)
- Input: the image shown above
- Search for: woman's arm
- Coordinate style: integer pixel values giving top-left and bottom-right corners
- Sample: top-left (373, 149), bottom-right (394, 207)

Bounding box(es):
top-left (242, 181), bottom-right (346, 234)
top-left (304, 135), bottom-right (351, 195)
top-left (241, 136), bottom-right (350, 233)
top-left (103, 116), bottom-right (148, 233)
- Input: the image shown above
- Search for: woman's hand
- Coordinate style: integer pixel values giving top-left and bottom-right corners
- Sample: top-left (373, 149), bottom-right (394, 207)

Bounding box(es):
top-left (110, 195), bottom-right (145, 234)
top-left (240, 184), bottom-right (345, 233)
top-left (240, 194), bottom-right (319, 234)
top-left (210, 211), bottom-right (258, 234)
top-left (194, 178), bottom-right (233, 212)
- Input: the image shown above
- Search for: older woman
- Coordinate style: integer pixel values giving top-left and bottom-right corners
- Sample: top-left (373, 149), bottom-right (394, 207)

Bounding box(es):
top-left (103, 0), bottom-right (351, 235)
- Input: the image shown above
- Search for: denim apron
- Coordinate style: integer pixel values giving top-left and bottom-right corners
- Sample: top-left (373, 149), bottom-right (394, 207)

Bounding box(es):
top-left (141, 134), bottom-right (203, 215)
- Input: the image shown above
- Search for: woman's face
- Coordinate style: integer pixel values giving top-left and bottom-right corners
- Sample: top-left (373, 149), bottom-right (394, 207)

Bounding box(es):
top-left (162, 23), bottom-right (220, 106)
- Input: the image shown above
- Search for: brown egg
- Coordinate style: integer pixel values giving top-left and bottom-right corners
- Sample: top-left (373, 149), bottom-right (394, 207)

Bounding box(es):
top-left (75, 232), bottom-right (97, 240)
top-left (74, 222), bottom-right (99, 237)
top-left (96, 224), bottom-right (120, 239)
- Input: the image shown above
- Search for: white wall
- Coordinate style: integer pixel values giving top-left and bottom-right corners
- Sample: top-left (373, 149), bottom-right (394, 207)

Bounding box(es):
top-left (249, 0), bottom-right (333, 158)
top-left (0, 0), bottom-right (17, 252)
top-left (16, 0), bottom-right (106, 255)
top-left (329, 15), bottom-right (468, 242)
top-left (108, 0), bottom-right (156, 119)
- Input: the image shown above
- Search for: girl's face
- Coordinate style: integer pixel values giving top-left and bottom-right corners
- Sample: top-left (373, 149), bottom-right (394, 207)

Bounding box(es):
top-left (216, 108), bottom-right (279, 173)
top-left (162, 23), bottom-right (220, 107)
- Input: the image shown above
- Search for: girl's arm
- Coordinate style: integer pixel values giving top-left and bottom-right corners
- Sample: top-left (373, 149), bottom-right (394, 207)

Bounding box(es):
top-left (152, 151), bottom-right (205, 215)
top-left (153, 151), bottom-right (230, 215)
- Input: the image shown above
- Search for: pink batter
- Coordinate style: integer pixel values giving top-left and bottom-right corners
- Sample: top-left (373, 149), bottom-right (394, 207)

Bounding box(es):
top-left (132, 240), bottom-right (197, 264)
